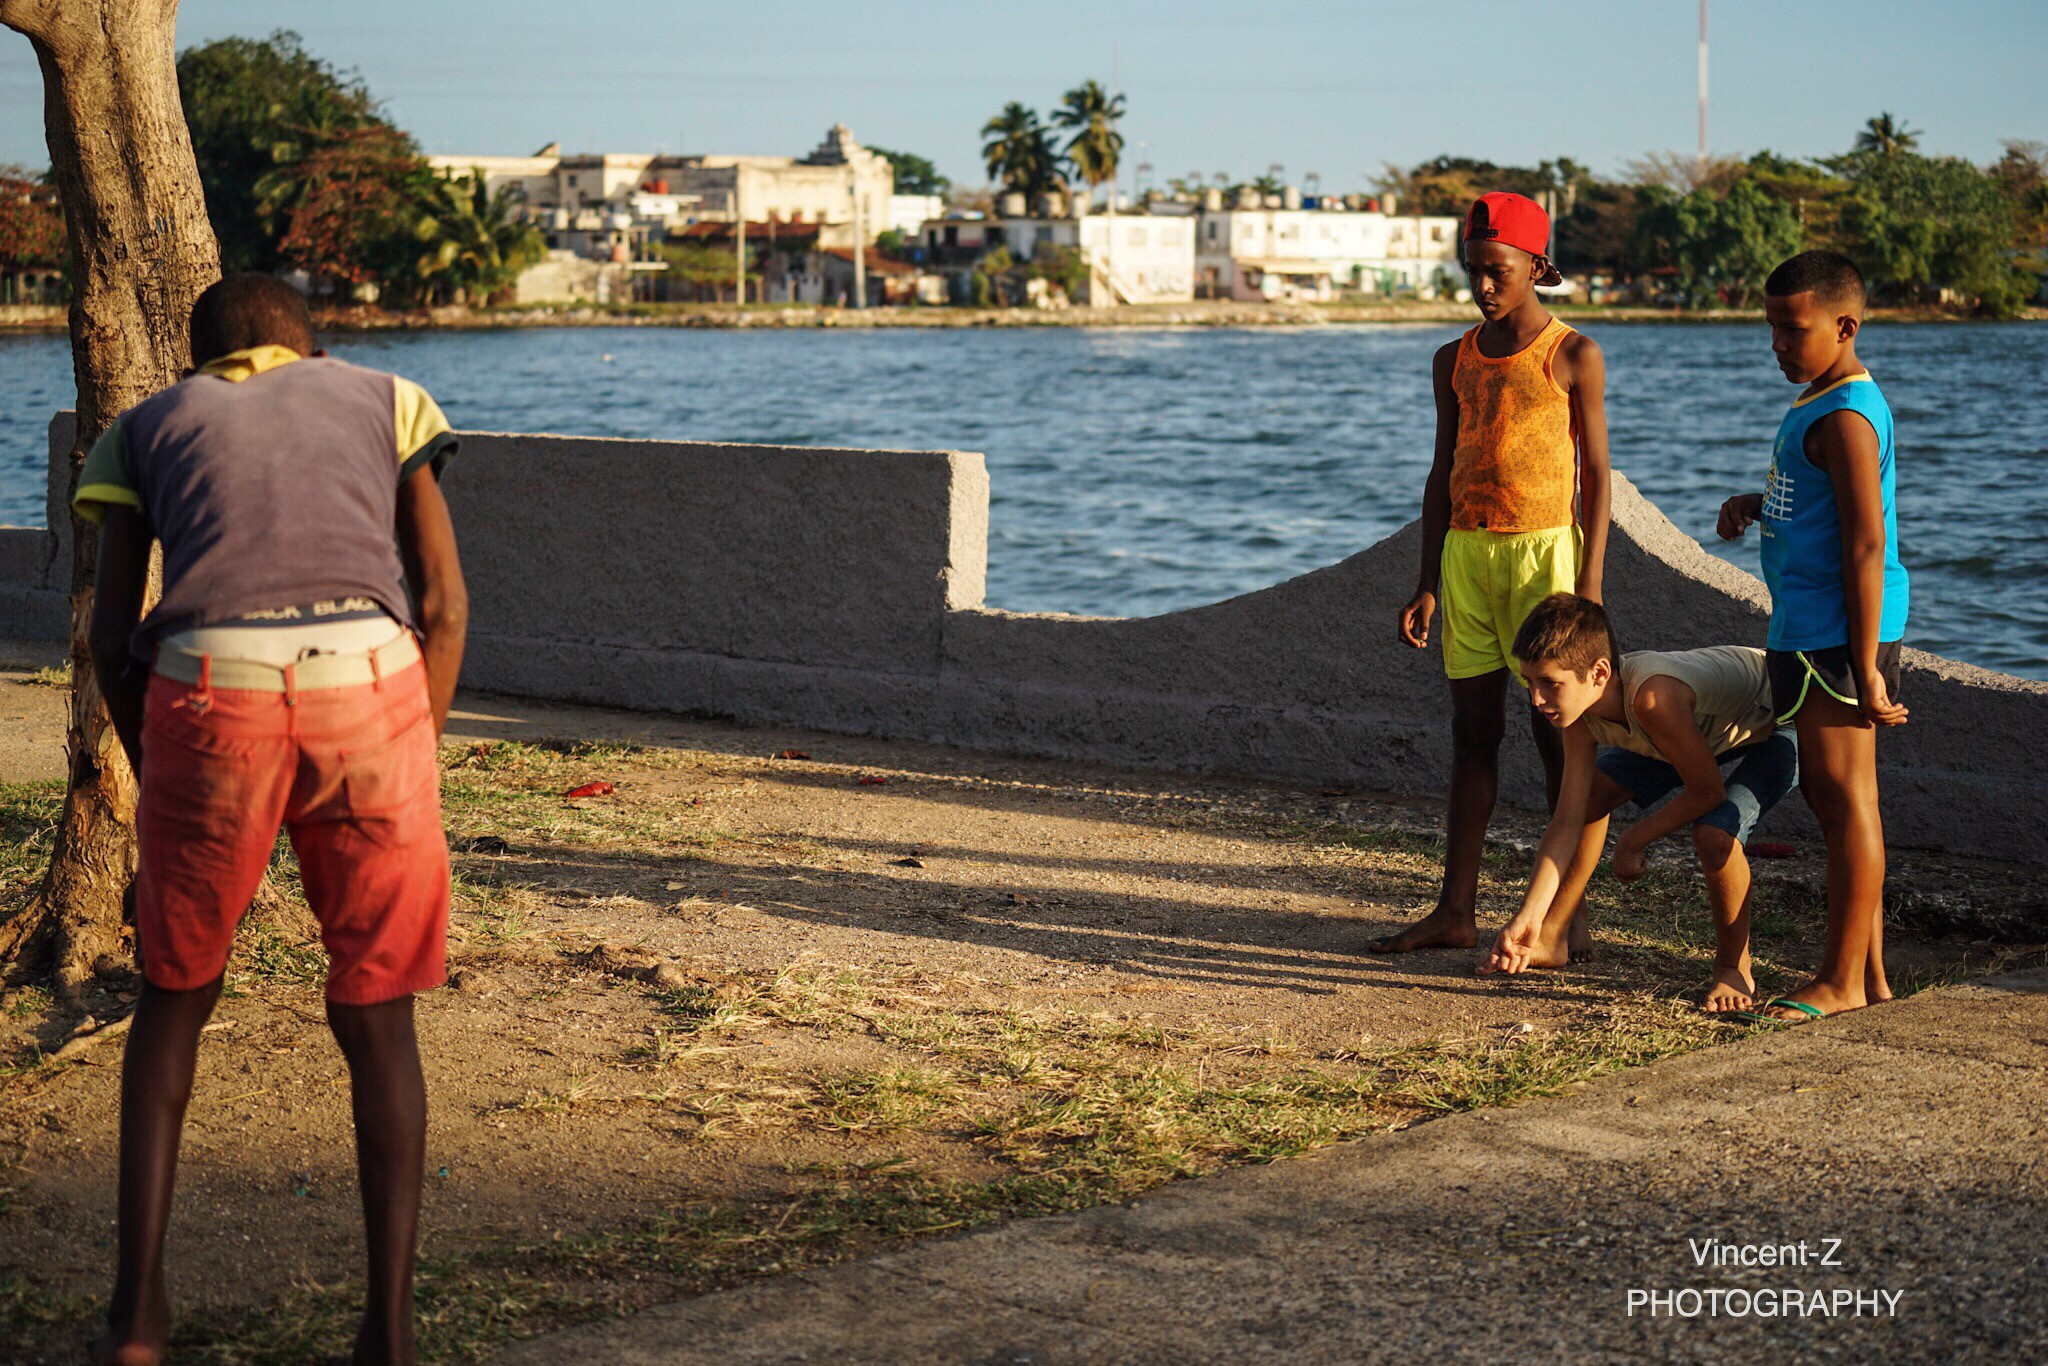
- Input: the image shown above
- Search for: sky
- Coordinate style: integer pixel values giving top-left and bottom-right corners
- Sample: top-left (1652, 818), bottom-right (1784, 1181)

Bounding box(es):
top-left (3, 0), bottom-right (2044, 188)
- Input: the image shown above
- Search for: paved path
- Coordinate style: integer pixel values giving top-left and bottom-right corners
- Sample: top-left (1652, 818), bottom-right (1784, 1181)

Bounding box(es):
top-left (503, 966), bottom-right (2048, 1364)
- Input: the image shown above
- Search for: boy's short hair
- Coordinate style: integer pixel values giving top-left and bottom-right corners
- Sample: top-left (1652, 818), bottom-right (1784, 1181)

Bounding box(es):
top-left (189, 273), bottom-right (316, 366)
top-left (1765, 250), bottom-right (1866, 312)
top-left (1512, 592), bottom-right (1619, 677)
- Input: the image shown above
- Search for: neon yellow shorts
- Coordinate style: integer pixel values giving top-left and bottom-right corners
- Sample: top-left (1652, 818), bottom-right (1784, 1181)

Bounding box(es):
top-left (1439, 525), bottom-right (1582, 683)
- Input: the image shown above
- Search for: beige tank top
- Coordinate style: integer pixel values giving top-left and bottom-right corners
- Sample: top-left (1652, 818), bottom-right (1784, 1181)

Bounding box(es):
top-left (1583, 647), bottom-right (1776, 759)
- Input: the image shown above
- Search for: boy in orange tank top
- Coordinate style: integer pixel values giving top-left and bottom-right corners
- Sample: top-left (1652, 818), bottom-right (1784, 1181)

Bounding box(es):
top-left (1377, 192), bottom-right (1612, 954)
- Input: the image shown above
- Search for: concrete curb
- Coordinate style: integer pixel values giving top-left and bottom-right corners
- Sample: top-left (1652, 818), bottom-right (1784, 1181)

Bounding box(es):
top-left (498, 966), bottom-right (2048, 1363)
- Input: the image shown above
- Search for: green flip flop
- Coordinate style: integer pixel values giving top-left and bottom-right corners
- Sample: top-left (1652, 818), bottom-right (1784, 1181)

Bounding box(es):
top-left (1734, 997), bottom-right (1827, 1026)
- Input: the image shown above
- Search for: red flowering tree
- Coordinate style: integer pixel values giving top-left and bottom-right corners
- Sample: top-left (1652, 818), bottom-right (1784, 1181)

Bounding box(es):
top-left (0, 167), bottom-right (66, 270)
top-left (267, 126), bottom-right (427, 293)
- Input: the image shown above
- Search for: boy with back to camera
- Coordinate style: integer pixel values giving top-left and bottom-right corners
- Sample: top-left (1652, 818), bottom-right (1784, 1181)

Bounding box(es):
top-left (80, 274), bottom-right (468, 1365)
top-left (1717, 249), bottom-right (1908, 1021)
top-left (1478, 593), bottom-right (1799, 1013)
top-left (1376, 191), bottom-right (1612, 954)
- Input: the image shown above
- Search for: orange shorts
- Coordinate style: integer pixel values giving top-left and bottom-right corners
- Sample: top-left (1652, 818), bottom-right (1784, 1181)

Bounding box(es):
top-left (135, 661), bottom-right (448, 1005)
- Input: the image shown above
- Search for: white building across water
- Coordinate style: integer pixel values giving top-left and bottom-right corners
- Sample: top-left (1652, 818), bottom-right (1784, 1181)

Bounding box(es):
top-left (427, 124), bottom-right (1466, 309)
top-left (916, 189), bottom-right (1462, 307)
top-left (1191, 196), bottom-right (1463, 302)
top-left (428, 125), bottom-right (930, 302)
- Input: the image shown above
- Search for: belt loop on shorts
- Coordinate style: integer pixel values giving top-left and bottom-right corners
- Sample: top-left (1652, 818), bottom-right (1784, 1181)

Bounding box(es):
top-left (187, 654), bottom-right (215, 715)
top-left (370, 645), bottom-right (385, 693)
top-left (281, 660), bottom-right (299, 708)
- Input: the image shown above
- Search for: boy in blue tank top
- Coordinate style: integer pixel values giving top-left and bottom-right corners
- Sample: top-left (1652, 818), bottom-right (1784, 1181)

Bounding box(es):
top-left (1718, 250), bottom-right (1908, 1023)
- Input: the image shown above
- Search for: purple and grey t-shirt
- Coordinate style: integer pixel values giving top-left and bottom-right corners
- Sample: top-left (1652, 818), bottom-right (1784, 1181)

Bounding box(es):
top-left (74, 346), bottom-right (457, 662)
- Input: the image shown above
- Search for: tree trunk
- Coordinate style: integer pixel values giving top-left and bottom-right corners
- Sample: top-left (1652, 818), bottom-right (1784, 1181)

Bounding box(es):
top-left (0, 0), bottom-right (220, 997)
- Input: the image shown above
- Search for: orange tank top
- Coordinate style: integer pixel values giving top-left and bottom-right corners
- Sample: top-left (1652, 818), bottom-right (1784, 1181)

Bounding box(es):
top-left (1448, 316), bottom-right (1579, 532)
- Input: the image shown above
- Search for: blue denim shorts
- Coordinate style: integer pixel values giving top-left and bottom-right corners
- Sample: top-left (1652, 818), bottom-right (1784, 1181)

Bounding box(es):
top-left (1594, 732), bottom-right (1799, 845)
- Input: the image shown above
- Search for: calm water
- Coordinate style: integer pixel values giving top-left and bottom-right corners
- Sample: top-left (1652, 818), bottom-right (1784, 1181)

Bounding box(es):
top-left (2, 323), bottom-right (2043, 678)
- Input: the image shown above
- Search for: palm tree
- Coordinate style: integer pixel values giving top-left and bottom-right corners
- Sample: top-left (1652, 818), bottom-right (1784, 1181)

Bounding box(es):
top-left (981, 103), bottom-right (1061, 201)
top-left (1051, 80), bottom-right (1126, 207)
top-left (410, 171), bottom-right (545, 304)
top-left (1855, 113), bottom-right (1921, 158)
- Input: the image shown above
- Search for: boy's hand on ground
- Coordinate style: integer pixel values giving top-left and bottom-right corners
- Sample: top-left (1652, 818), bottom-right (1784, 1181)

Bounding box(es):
top-left (1717, 493), bottom-right (1763, 541)
top-left (1478, 916), bottom-right (1540, 976)
top-left (1611, 830), bottom-right (1650, 882)
top-left (1397, 590), bottom-right (1437, 649)
top-left (1858, 670), bottom-right (1910, 727)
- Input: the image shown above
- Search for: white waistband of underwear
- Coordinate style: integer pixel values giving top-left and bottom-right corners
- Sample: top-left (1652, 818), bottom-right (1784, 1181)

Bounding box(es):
top-left (162, 614), bottom-right (406, 668)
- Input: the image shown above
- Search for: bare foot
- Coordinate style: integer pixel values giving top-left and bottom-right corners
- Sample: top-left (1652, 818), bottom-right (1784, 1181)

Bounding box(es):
top-left (1369, 907), bottom-right (1478, 953)
top-left (91, 1281), bottom-right (169, 1366)
top-left (88, 1333), bottom-right (163, 1366)
top-left (1567, 912), bottom-right (1594, 964)
top-left (1702, 965), bottom-right (1755, 1014)
top-left (1865, 960), bottom-right (1893, 1004)
top-left (352, 1317), bottom-right (418, 1366)
top-left (1762, 978), bottom-right (1866, 1020)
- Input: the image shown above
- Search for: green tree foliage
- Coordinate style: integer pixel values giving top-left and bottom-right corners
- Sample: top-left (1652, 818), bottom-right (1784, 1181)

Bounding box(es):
top-left (867, 147), bottom-right (949, 198)
top-left (1379, 117), bottom-right (2042, 312)
top-left (1378, 156), bottom-right (1538, 216)
top-left (1830, 148), bottom-right (2030, 316)
top-left (981, 103), bottom-right (1062, 200)
top-left (658, 238), bottom-right (754, 301)
top-left (0, 167), bottom-right (65, 269)
top-left (1027, 243), bottom-right (1089, 297)
top-left (1553, 180), bottom-right (1639, 272)
top-left (1051, 81), bottom-right (1125, 201)
top-left (178, 31), bottom-right (389, 272)
top-left (1630, 178), bottom-right (1803, 307)
top-left (1378, 155), bottom-right (1592, 219)
top-left (1989, 141), bottom-right (2048, 257)
top-left (183, 31), bottom-right (543, 308)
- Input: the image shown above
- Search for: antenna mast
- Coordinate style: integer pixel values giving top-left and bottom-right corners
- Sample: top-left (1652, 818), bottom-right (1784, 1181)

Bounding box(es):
top-left (1697, 0), bottom-right (1709, 174)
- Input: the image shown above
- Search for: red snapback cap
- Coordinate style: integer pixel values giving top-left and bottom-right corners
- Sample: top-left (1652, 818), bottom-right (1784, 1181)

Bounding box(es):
top-left (1464, 192), bottom-right (1564, 286)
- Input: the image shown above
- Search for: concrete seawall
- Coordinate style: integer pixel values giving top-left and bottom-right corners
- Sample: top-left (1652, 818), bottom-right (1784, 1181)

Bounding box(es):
top-left (10, 413), bottom-right (2045, 861)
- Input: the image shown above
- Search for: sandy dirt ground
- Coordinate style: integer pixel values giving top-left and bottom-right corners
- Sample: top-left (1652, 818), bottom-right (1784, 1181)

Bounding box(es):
top-left (0, 644), bottom-right (2034, 1360)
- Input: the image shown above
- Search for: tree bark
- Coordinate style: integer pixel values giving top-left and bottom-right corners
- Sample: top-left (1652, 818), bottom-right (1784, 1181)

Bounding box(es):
top-left (0, 0), bottom-right (219, 996)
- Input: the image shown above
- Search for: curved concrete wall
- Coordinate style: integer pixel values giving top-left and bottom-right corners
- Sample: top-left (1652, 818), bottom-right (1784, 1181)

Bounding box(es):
top-left (10, 414), bottom-right (2044, 861)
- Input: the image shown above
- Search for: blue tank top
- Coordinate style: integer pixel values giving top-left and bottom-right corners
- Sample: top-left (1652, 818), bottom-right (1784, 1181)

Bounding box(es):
top-left (1758, 373), bottom-right (1909, 651)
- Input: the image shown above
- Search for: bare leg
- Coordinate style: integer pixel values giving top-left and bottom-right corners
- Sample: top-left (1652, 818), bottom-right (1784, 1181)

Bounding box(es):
top-left (1370, 670), bottom-right (1507, 952)
top-left (1511, 772), bottom-right (1633, 970)
top-left (1526, 700), bottom-right (1599, 959)
top-left (1507, 813), bottom-right (1610, 971)
top-left (93, 977), bottom-right (224, 1366)
top-left (1529, 698), bottom-right (1564, 811)
top-left (1866, 909), bottom-right (1892, 1002)
top-left (328, 996), bottom-right (427, 1366)
top-left (1692, 826), bottom-right (1756, 1013)
top-left (1772, 692), bottom-right (1883, 1018)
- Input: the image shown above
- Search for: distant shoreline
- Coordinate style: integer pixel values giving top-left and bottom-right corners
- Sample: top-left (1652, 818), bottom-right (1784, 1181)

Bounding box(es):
top-left (3, 299), bottom-right (2042, 335)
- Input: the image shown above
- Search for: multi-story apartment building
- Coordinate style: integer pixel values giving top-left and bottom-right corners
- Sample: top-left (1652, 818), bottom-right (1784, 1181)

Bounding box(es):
top-left (429, 125), bottom-right (901, 261)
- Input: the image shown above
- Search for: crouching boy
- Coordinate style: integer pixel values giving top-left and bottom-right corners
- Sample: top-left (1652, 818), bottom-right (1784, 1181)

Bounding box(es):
top-left (81, 274), bottom-right (468, 1365)
top-left (1479, 594), bottom-right (1796, 1012)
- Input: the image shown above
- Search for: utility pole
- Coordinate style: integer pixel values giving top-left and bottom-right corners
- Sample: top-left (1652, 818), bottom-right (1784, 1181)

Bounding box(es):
top-left (733, 168), bottom-right (745, 304)
top-left (1697, 0), bottom-right (1709, 176)
top-left (851, 174), bottom-right (866, 309)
